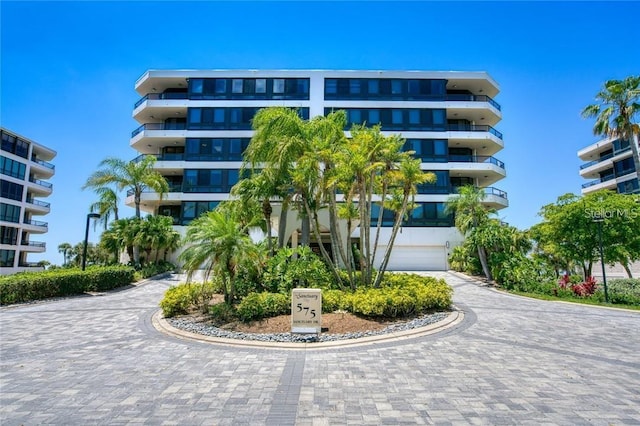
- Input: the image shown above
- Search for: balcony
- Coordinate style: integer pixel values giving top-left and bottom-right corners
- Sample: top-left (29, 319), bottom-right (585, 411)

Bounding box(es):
top-left (446, 124), bottom-right (503, 140)
top-left (445, 94), bottom-right (501, 111)
top-left (28, 176), bottom-right (53, 189)
top-left (21, 240), bottom-right (46, 252)
top-left (25, 197), bottom-right (51, 214)
top-left (448, 155), bottom-right (505, 169)
top-left (31, 156), bottom-right (55, 171)
top-left (132, 153), bottom-right (185, 163)
top-left (126, 182), bottom-right (183, 197)
top-left (134, 92), bottom-right (189, 109)
top-left (132, 122), bottom-right (188, 138)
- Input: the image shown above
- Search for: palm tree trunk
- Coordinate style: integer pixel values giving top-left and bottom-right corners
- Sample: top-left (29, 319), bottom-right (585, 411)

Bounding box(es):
top-left (623, 261), bottom-right (633, 278)
top-left (477, 246), bottom-right (493, 282)
top-left (373, 193), bottom-right (410, 288)
top-left (278, 199), bottom-right (289, 248)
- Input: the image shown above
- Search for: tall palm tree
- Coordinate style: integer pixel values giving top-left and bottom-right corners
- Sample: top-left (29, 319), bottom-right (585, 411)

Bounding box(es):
top-left (582, 76), bottom-right (640, 182)
top-left (57, 242), bottom-right (72, 266)
top-left (89, 187), bottom-right (119, 230)
top-left (82, 156), bottom-right (169, 218)
top-left (179, 210), bottom-right (260, 304)
top-left (446, 185), bottom-right (495, 281)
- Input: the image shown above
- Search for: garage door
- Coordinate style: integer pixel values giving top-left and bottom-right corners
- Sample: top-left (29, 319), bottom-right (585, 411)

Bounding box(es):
top-left (378, 246), bottom-right (447, 271)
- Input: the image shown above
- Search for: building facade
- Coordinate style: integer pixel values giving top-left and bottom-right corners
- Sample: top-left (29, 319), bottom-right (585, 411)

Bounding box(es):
top-left (1, 128), bottom-right (56, 275)
top-left (579, 135), bottom-right (640, 195)
top-left (128, 70), bottom-right (507, 270)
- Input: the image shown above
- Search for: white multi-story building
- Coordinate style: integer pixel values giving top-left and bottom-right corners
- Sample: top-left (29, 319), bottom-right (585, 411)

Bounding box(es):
top-left (127, 70), bottom-right (507, 270)
top-left (579, 135), bottom-right (639, 195)
top-left (1, 128), bottom-right (56, 275)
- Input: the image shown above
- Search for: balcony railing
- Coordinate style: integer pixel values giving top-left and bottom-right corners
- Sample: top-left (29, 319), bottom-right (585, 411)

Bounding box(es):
top-left (445, 94), bottom-right (501, 111)
top-left (484, 187), bottom-right (508, 199)
top-left (26, 198), bottom-right (51, 209)
top-left (126, 183), bottom-right (183, 197)
top-left (134, 92), bottom-right (189, 108)
top-left (28, 177), bottom-right (53, 189)
top-left (21, 240), bottom-right (46, 248)
top-left (31, 156), bottom-right (55, 170)
top-left (446, 124), bottom-right (503, 140)
top-left (448, 155), bottom-right (505, 169)
top-left (582, 174), bottom-right (616, 188)
top-left (580, 146), bottom-right (631, 169)
top-left (132, 153), bottom-right (185, 163)
top-left (23, 218), bottom-right (48, 228)
top-left (132, 122), bottom-right (187, 137)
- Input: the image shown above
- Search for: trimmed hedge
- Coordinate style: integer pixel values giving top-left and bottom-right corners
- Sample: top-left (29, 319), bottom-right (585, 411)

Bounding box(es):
top-left (236, 292), bottom-right (290, 322)
top-left (0, 266), bottom-right (135, 305)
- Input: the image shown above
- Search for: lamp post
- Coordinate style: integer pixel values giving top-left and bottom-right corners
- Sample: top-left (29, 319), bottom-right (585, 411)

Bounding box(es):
top-left (82, 213), bottom-right (101, 271)
top-left (593, 217), bottom-right (609, 303)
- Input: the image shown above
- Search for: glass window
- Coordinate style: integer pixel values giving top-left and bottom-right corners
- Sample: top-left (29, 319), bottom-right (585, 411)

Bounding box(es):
top-left (432, 109), bottom-right (446, 125)
top-left (392, 109), bottom-right (403, 124)
top-left (408, 80), bottom-right (420, 95)
top-left (210, 170), bottom-right (222, 185)
top-left (228, 169), bottom-right (240, 186)
top-left (215, 79), bottom-right (227, 94)
top-left (409, 109), bottom-right (420, 124)
top-left (182, 202), bottom-right (196, 219)
top-left (232, 79), bottom-right (243, 93)
top-left (273, 79), bottom-right (285, 93)
top-left (0, 249), bottom-right (15, 267)
top-left (190, 79), bottom-right (203, 94)
top-left (325, 79), bottom-right (337, 94)
top-left (349, 80), bottom-right (361, 94)
top-left (214, 109), bottom-right (225, 123)
top-left (0, 203), bottom-right (21, 223)
top-left (188, 108), bottom-right (201, 124)
top-left (349, 110), bottom-right (361, 124)
top-left (229, 108), bottom-right (241, 123)
top-left (368, 109), bottom-right (380, 125)
top-left (244, 79), bottom-right (255, 94)
top-left (391, 80), bottom-right (402, 95)
top-left (297, 79), bottom-right (309, 94)
top-left (368, 79), bottom-right (379, 94)
top-left (212, 139), bottom-right (223, 155)
top-left (256, 79), bottom-right (266, 93)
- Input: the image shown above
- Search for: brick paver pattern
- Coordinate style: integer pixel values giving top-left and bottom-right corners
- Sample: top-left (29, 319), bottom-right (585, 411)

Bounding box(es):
top-left (1, 272), bottom-right (639, 425)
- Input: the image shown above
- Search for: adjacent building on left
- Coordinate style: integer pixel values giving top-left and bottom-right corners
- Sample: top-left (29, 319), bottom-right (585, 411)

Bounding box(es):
top-left (1, 128), bottom-right (56, 275)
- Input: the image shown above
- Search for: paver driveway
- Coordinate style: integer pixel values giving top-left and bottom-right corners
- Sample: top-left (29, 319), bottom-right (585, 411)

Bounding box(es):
top-left (1, 272), bottom-right (639, 425)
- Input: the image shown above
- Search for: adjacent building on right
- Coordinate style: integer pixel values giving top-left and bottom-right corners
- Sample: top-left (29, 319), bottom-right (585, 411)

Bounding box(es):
top-left (578, 135), bottom-right (639, 194)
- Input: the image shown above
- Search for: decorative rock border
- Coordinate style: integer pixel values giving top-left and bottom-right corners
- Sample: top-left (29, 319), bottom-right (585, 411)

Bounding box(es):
top-left (152, 308), bottom-right (464, 350)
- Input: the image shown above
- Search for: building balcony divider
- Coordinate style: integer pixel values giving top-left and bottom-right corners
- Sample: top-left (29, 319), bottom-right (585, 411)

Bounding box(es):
top-left (28, 176), bottom-right (53, 189)
top-left (445, 94), bottom-right (501, 111)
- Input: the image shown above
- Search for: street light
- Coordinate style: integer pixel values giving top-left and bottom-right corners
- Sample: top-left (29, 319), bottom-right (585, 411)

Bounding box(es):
top-left (82, 213), bottom-right (101, 271)
top-left (593, 217), bottom-right (609, 303)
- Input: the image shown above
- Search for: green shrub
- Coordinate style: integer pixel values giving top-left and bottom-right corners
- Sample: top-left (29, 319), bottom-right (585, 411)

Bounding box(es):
top-left (160, 284), bottom-right (194, 317)
top-left (0, 266), bottom-right (135, 305)
top-left (262, 246), bottom-right (334, 294)
top-left (208, 302), bottom-right (237, 324)
top-left (138, 261), bottom-right (175, 279)
top-left (605, 278), bottom-right (640, 306)
top-left (236, 292), bottom-right (290, 322)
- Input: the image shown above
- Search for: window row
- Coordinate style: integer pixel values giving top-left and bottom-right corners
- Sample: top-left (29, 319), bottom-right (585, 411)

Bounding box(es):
top-left (325, 78), bottom-right (446, 100)
top-left (1, 131), bottom-right (30, 159)
top-left (188, 107), bottom-right (309, 130)
top-left (189, 78), bottom-right (310, 100)
top-left (371, 202), bottom-right (453, 227)
top-left (183, 169), bottom-right (239, 193)
top-left (328, 108), bottom-right (446, 131)
top-left (614, 157), bottom-right (636, 177)
top-left (1, 225), bottom-right (18, 245)
top-left (1, 180), bottom-right (24, 202)
top-left (185, 138), bottom-right (250, 161)
top-left (617, 178), bottom-right (640, 194)
top-left (0, 249), bottom-right (15, 267)
top-left (0, 203), bottom-right (21, 223)
top-left (1, 156), bottom-right (26, 180)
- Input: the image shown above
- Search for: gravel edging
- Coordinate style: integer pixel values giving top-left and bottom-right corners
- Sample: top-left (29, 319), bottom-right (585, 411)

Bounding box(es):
top-left (154, 309), bottom-right (463, 349)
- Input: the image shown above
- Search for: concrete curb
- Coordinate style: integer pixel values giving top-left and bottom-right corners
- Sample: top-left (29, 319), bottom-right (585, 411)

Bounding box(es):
top-left (152, 308), bottom-right (464, 351)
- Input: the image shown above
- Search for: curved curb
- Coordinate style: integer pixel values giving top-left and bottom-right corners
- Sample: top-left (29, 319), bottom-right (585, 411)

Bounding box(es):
top-left (152, 308), bottom-right (464, 350)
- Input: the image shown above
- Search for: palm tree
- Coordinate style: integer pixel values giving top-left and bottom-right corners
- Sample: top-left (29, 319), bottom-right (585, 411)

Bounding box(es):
top-left (582, 76), bottom-right (640, 182)
top-left (446, 185), bottom-right (495, 281)
top-left (82, 156), bottom-right (169, 218)
top-left (89, 187), bottom-right (119, 230)
top-left (179, 210), bottom-right (260, 304)
top-left (57, 242), bottom-right (72, 266)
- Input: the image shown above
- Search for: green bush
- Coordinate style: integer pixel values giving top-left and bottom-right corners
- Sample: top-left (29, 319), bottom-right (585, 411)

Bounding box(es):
top-left (262, 246), bottom-right (334, 293)
top-left (236, 292), bottom-right (290, 322)
top-left (138, 261), bottom-right (175, 279)
top-left (605, 278), bottom-right (640, 305)
top-left (208, 302), bottom-right (237, 324)
top-left (0, 266), bottom-right (135, 305)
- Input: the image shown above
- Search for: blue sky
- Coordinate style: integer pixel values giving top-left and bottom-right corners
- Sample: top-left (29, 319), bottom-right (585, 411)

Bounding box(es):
top-left (2, 1), bottom-right (639, 266)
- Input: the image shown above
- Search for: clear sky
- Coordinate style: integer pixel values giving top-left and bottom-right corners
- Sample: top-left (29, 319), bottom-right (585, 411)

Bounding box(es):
top-left (1, 1), bottom-right (639, 266)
